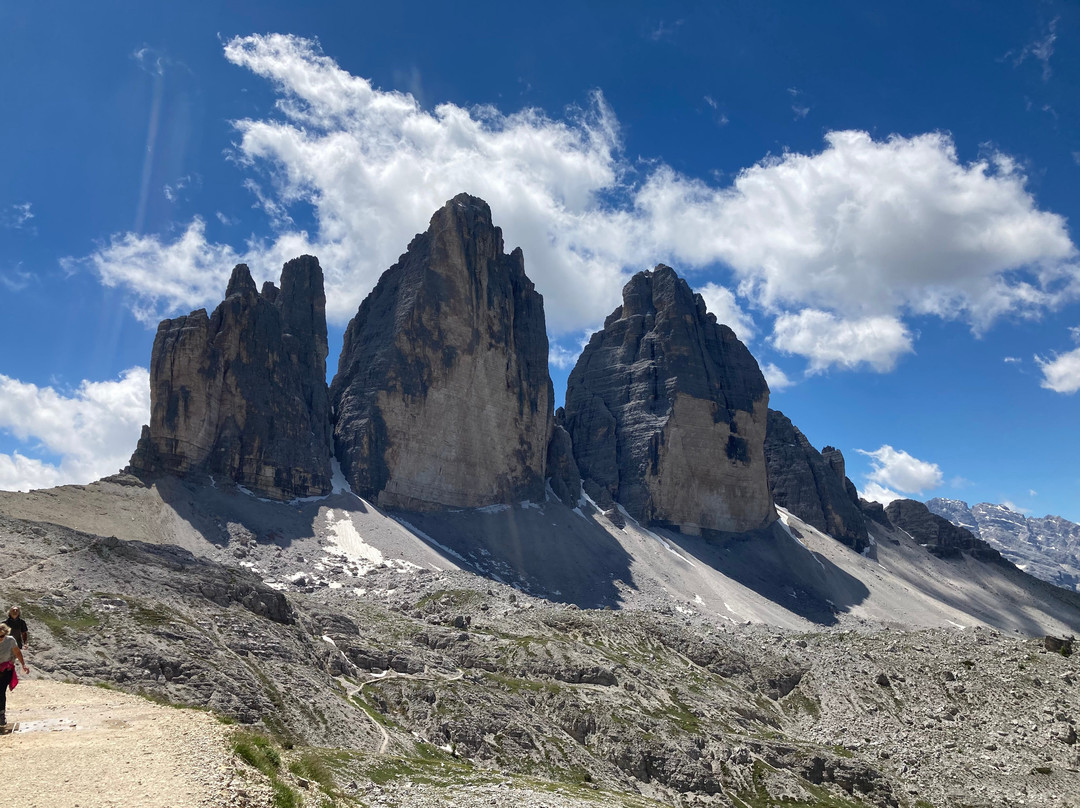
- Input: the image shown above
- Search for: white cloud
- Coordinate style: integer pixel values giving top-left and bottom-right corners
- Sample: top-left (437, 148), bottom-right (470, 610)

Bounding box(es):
top-left (1003, 356), bottom-right (1022, 364)
top-left (66, 218), bottom-right (242, 325)
top-left (771, 310), bottom-right (914, 372)
top-left (1, 202), bottom-right (34, 231)
top-left (760, 362), bottom-right (794, 391)
top-left (1011, 18), bottom-right (1058, 81)
top-left (71, 34), bottom-right (1079, 374)
top-left (858, 445), bottom-right (944, 495)
top-left (698, 283), bottom-right (756, 342)
top-left (859, 481), bottom-right (903, 507)
top-left (549, 343), bottom-right (578, 370)
top-left (0, 368), bottom-right (149, 492)
top-left (1036, 345), bottom-right (1080, 394)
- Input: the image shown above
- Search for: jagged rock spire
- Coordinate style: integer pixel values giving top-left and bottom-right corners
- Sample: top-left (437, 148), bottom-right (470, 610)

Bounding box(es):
top-left (330, 193), bottom-right (553, 509)
top-left (563, 264), bottom-right (776, 534)
top-left (128, 256), bottom-right (332, 500)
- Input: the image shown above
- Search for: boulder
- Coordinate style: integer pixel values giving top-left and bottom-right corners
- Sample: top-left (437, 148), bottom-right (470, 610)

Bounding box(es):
top-left (129, 256), bottom-right (332, 500)
top-left (764, 411), bottom-right (869, 551)
top-left (330, 194), bottom-right (553, 509)
top-left (563, 265), bottom-right (776, 534)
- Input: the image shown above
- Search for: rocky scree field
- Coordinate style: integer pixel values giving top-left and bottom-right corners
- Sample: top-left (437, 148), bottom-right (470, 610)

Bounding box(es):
top-left (3, 509), bottom-right (1080, 808)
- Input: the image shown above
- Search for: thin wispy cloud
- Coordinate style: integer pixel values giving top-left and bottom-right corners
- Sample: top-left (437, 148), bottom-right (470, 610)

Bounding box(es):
top-left (2, 202), bottom-right (35, 231)
top-left (1009, 17), bottom-right (1059, 81)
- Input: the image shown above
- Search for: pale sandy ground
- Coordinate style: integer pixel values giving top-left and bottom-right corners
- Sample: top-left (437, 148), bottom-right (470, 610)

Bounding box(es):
top-left (1, 679), bottom-right (268, 808)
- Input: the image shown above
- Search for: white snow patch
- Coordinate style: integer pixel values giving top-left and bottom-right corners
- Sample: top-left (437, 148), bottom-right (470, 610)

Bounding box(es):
top-left (476, 503), bottom-right (510, 514)
top-left (329, 582), bottom-right (343, 589)
top-left (330, 458), bottom-right (355, 495)
top-left (324, 509), bottom-right (385, 566)
top-left (694, 593), bottom-right (705, 605)
top-left (521, 500), bottom-right (542, 511)
top-left (947, 621), bottom-right (968, 630)
top-left (321, 635), bottom-right (337, 646)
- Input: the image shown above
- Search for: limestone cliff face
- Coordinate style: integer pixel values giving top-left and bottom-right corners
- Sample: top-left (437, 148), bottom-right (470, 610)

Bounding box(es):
top-left (563, 265), bottom-right (776, 534)
top-left (885, 499), bottom-right (1002, 561)
top-left (128, 257), bottom-right (332, 500)
top-left (764, 411), bottom-right (868, 551)
top-left (330, 194), bottom-right (553, 510)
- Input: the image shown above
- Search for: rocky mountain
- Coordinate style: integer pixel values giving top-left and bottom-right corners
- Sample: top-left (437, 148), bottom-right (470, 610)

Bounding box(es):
top-left (128, 256), bottom-right (333, 501)
top-left (563, 264), bottom-right (775, 534)
top-left (884, 499), bottom-right (1001, 561)
top-left (3, 476), bottom-right (1080, 808)
top-left (764, 409), bottom-right (869, 552)
top-left (928, 498), bottom-right (1080, 592)
top-left (8, 193), bottom-right (1080, 807)
top-left (330, 194), bottom-right (553, 510)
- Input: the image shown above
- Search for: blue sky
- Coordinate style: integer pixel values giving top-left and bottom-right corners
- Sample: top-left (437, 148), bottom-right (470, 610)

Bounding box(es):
top-left (2, 1), bottom-right (1078, 521)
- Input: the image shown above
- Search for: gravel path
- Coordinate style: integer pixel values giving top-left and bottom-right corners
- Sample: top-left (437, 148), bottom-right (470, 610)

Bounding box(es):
top-left (1, 679), bottom-right (269, 808)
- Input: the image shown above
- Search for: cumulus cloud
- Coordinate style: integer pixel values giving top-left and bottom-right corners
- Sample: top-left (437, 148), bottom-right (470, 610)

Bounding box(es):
top-left (859, 481), bottom-right (902, 507)
top-left (72, 34), bottom-right (1079, 375)
top-left (66, 218), bottom-right (242, 324)
top-left (771, 310), bottom-right (914, 372)
top-left (0, 368), bottom-right (149, 492)
top-left (698, 283), bottom-right (756, 342)
top-left (760, 362), bottom-right (794, 391)
top-left (858, 445), bottom-right (944, 496)
top-left (1036, 345), bottom-right (1080, 393)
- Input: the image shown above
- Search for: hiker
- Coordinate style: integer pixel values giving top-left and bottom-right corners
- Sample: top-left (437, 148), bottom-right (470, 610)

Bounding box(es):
top-left (3, 606), bottom-right (27, 649)
top-left (0, 623), bottom-right (30, 726)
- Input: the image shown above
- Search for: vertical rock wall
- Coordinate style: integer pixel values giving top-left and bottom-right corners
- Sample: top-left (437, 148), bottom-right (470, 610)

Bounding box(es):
top-left (128, 256), bottom-right (332, 500)
top-left (763, 410), bottom-right (869, 551)
top-left (563, 265), bottom-right (776, 534)
top-left (330, 194), bottom-right (553, 510)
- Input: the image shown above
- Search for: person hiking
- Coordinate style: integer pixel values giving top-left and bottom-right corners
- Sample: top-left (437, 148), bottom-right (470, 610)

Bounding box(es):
top-left (0, 623), bottom-right (30, 727)
top-left (3, 606), bottom-right (28, 649)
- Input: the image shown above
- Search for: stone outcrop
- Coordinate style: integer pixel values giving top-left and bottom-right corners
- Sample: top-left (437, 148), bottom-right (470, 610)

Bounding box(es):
top-left (330, 194), bottom-right (553, 510)
top-left (563, 265), bottom-right (776, 534)
top-left (546, 418), bottom-right (581, 508)
top-left (764, 410), bottom-right (868, 551)
top-left (129, 257), bottom-right (332, 500)
top-left (885, 499), bottom-right (1001, 561)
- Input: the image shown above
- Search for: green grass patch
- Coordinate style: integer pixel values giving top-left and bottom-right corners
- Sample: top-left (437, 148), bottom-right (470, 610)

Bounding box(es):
top-left (782, 689), bottom-right (822, 719)
top-left (271, 780), bottom-right (300, 808)
top-left (232, 729), bottom-right (283, 777)
top-left (288, 752), bottom-right (335, 791)
top-left (21, 602), bottom-right (100, 639)
top-left (415, 588), bottom-right (482, 611)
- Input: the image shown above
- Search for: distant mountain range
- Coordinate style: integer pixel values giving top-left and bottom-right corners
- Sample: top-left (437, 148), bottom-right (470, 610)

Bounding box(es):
top-left (926, 497), bottom-right (1080, 592)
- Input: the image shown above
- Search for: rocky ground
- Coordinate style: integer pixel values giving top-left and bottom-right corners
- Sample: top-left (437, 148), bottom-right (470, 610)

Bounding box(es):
top-left (3, 483), bottom-right (1080, 808)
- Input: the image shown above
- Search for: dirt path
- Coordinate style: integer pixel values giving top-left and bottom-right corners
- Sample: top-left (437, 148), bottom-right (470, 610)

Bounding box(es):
top-left (1, 679), bottom-right (269, 808)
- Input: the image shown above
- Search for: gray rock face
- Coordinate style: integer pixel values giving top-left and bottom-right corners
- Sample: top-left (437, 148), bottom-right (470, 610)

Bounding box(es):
top-left (927, 498), bottom-right (1080, 591)
top-left (330, 194), bottom-right (553, 510)
top-left (563, 265), bottom-right (776, 534)
top-left (764, 411), bottom-right (868, 551)
top-left (546, 419), bottom-right (581, 508)
top-left (129, 257), bottom-right (332, 500)
top-left (885, 499), bottom-right (1001, 561)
